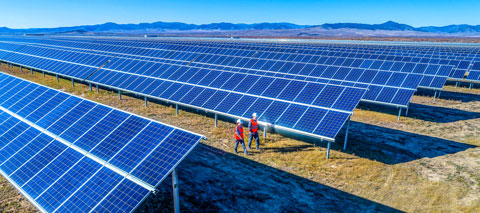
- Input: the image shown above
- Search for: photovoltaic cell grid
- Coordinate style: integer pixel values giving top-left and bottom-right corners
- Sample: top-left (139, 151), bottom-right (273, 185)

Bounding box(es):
top-left (0, 39), bottom-right (416, 107)
top-left (160, 39), bottom-right (467, 80)
top-left (45, 40), bottom-right (423, 103)
top-left (0, 72), bottom-right (205, 213)
top-left (466, 62), bottom-right (480, 82)
top-left (144, 38), bottom-right (478, 62)
top-left (12, 37), bottom-right (454, 92)
top-left (12, 38), bottom-right (456, 86)
top-left (7, 36), bottom-right (478, 74)
top-left (36, 37), bottom-right (463, 82)
top-left (164, 39), bottom-right (472, 79)
top-left (0, 40), bottom-right (367, 141)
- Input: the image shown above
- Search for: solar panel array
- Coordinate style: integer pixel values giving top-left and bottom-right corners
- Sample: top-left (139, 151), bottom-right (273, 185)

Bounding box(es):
top-left (51, 37), bottom-right (464, 81)
top-left (241, 40), bottom-right (474, 80)
top-left (0, 37), bottom-right (368, 142)
top-left (467, 62), bottom-right (480, 82)
top-left (158, 38), bottom-right (476, 80)
top-left (0, 36), bottom-right (477, 140)
top-left (1, 36), bottom-right (477, 212)
top-left (6, 37), bottom-right (456, 95)
top-left (0, 37), bottom-right (428, 107)
top-left (130, 38), bottom-right (475, 80)
top-left (35, 38), bottom-right (434, 105)
top-left (0, 72), bottom-right (205, 212)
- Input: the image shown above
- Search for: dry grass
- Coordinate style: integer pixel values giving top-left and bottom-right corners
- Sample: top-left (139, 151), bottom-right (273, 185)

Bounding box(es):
top-left (0, 175), bottom-right (37, 212)
top-left (0, 64), bottom-right (479, 212)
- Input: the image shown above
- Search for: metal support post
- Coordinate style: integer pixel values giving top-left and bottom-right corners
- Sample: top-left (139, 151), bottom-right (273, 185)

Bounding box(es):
top-left (172, 169), bottom-right (180, 213)
top-left (433, 90), bottom-right (437, 101)
top-left (406, 105), bottom-right (409, 117)
top-left (326, 141), bottom-right (331, 159)
top-left (470, 82), bottom-right (473, 90)
top-left (89, 83), bottom-right (92, 91)
top-left (20, 66), bottom-right (22, 71)
top-left (96, 84), bottom-right (99, 93)
top-left (71, 79), bottom-right (74, 87)
top-left (145, 97), bottom-right (148, 107)
top-left (398, 108), bottom-right (402, 121)
top-left (343, 116), bottom-right (350, 150)
top-left (119, 91), bottom-right (122, 100)
top-left (30, 68), bottom-right (33, 74)
top-left (263, 126), bottom-right (267, 138)
top-left (175, 104), bottom-right (179, 115)
top-left (455, 82), bottom-right (459, 88)
top-left (56, 75), bottom-right (59, 82)
top-left (214, 114), bottom-right (218, 127)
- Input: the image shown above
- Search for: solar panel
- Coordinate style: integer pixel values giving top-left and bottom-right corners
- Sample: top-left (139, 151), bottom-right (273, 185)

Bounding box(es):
top-left (39, 37), bottom-right (467, 80)
top-left (0, 40), bottom-right (412, 107)
top-left (2, 37), bottom-right (456, 101)
top-left (466, 62), bottom-right (480, 82)
top-left (0, 39), bottom-right (367, 142)
top-left (128, 38), bottom-right (472, 80)
top-left (0, 72), bottom-right (205, 212)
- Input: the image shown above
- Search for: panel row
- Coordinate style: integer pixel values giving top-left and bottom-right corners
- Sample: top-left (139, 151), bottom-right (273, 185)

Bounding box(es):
top-left (25, 38), bottom-right (459, 82)
top-left (10, 39), bottom-right (455, 89)
top-left (0, 73), bottom-right (204, 212)
top-left (0, 48), bottom-right (367, 140)
top-left (466, 62), bottom-right (480, 82)
top-left (0, 43), bottom-right (411, 107)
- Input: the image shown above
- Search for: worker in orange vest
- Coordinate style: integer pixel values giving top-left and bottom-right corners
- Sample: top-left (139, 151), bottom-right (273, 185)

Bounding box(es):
top-left (234, 119), bottom-right (248, 155)
top-left (248, 113), bottom-right (261, 150)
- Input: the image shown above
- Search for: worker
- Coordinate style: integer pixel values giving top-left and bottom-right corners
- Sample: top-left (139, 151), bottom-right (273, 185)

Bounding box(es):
top-left (248, 113), bottom-right (261, 150)
top-left (234, 119), bottom-right (248, 155)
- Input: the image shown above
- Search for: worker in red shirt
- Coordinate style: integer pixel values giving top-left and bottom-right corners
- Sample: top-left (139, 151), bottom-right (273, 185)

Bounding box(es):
top-left (248, 113), bottom-right (261, 150)
top-left (234, 119), bottom-right (248, 155)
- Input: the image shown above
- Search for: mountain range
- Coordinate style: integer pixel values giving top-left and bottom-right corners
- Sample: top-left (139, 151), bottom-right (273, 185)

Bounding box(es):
top-left (1, 21), bottom-right (480, 35)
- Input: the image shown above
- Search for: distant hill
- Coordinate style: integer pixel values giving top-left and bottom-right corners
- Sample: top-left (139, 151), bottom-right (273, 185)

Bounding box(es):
top-left (1, 21), bottom-right (480, 35)
top-left (319, 21), bottom-right (416, 31)
top-left (417, 24), bottom-right (480, 33)
top-left (0, 21), bottom-right (308, 34)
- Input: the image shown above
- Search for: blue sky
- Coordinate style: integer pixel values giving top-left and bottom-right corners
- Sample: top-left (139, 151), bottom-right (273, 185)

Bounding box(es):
top-left (1, 0), bottom-right (479, 28)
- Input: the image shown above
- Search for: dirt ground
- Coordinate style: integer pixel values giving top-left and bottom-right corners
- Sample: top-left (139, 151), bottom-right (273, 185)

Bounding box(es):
top-left (0, 64), bottom-right (479, 212)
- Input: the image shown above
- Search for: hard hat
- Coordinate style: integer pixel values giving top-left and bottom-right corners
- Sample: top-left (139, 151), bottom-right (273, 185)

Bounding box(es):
top-left (236, 119), bottom-right (242, 124)
top-left (252, 113), bottom-right (257, 117)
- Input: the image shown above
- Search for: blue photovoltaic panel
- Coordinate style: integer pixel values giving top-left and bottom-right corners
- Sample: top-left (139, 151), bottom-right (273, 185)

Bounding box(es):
top-left (0, 38), bottom-right (401, 108)
top-left (0, 37), bottom-right (369, 141)
top-left (0, 72), bottom-right (205, 213)
top-left (466, 62), bottom-right (480, 82)
top-left (10, 38), bottom-right (455, 94)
